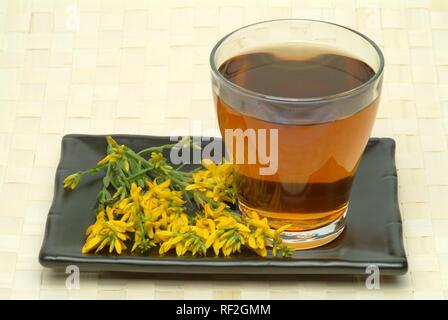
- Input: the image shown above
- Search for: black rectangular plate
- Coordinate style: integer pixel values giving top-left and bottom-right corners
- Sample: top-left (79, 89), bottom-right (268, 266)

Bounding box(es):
top-left (39, 134), bottom-right (407, 275)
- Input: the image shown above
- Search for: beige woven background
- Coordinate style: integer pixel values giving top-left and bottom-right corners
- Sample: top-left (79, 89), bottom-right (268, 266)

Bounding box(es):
top-left (0, 0), bottom-right (447, 299)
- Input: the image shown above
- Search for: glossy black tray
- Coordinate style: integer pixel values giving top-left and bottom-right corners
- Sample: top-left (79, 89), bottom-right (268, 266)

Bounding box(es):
top-left (39, 134), bottom-right (407, 275)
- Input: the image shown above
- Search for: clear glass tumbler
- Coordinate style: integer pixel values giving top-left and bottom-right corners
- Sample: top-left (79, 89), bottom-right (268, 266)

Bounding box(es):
top-left (210, 19), bottom-right (384, 249)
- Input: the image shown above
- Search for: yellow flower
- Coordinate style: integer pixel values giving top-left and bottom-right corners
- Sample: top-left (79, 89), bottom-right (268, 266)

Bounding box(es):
top-left (106, 136), bottom-right (118, 147)
top-left (150, 152), bottom-right (164, 164)
top-left (203, 203), bottom-right (225, 219)
top-left (112, 186), bottom-right (124, 199)
top-left (82, 205), bottom-right (134, 254)
top-left (146, 179), bottom-right (172, 198)
top-left (215, 216), bottom-right (238, 229)
top-left (63, 173), bottom-right (80, 189)
top-left (195, 216), bottom-right (216, 234)
top-left (130, 182), bottom-right (142, 203)
top-left (254, 247), bottom-right (267, 257)
top-left (170, 213), bottom-right (189, 229)
top-left (186, 160), bottom-right (237, 203)
top-left (97, 153), bottom-right (121, 165)
top-left (274, 224), bottom-right (292, 236)
top-left (111, 144), bottom-right (126, 154)
top-left (156, 229), bottom-right (206, 256)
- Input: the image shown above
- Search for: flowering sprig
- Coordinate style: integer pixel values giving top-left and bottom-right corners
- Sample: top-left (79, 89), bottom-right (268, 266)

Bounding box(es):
top-left (64, 136), bottom-right (294, 257)
top-left (63, 136), bottom-right (192, 205)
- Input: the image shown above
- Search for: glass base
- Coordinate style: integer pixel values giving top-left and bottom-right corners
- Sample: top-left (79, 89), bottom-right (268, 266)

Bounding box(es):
top-left (278, 211), bottom-right (346, 250)
top-left (240, 203), bottom-right (347, 250)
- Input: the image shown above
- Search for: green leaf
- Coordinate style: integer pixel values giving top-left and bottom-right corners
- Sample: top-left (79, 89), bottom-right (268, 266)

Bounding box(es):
top-left (103, 174), bottom-right (111, 188)
top-left (129, 158), bottom-right (139, 173)
top-left (98, 188), bottom-right (111, 204)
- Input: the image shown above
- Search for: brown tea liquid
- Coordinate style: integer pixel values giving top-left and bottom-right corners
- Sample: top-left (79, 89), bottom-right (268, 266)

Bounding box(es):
top-left (216, 44), bottom-right (378, 231)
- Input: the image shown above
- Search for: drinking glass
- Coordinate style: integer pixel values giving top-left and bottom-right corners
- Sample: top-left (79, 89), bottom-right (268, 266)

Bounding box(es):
top-left (210, 19), bottom-right (384, 249)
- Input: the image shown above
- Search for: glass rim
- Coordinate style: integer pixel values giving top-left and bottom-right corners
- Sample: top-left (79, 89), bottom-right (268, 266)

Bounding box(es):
top-left (209, 18), bottom-right (385, 104)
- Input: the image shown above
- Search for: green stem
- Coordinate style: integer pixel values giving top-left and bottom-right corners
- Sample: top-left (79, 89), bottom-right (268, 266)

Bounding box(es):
top-left (170, 175), bottom-right (189, 187)
top-left (105, 162), bottom-right (112, 183)
top-left (175, 170), bottom-right (193, 176)
top-left (135, 208), bottom-right (148, 252)
top-left (137, 143), bottom-right (177, 156)
top-left (125, 150), bottom-right (153, 168)
top-left (110, 180), bottom-right (120, 190)
top-left (125, 167), bottom-right (154, 181)
top-left (115, 164), bottom-right (131, 189)
top-left (175, 163), bottom-right (186, 171)
top-left (78, 163), bottom-right (108, 177)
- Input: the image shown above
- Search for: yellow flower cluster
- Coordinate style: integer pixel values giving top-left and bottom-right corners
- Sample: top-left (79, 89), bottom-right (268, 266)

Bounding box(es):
top-left (185, 159), bottom-right (237, 204)
top-left (83, 206), bottom-right (134, 254)
top-left (83, 179), bottom-right (186, 255)
top-left (97, 137), bottom-right (126, 166)
top-left (82, 162), bottom-right (292, 257)
top-left (70, 136), bottom-right (293, 258)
